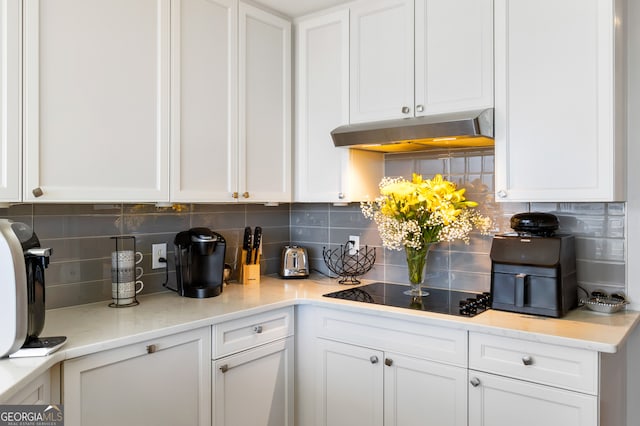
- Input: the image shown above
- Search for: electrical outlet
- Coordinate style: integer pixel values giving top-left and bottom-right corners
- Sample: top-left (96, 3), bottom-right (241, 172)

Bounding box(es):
top-left (152, 243), bottom-right (167, 269)
top-left (348, 235), bottom-right (360, 255)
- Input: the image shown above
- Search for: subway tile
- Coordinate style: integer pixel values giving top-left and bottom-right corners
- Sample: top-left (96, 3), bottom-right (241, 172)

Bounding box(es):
top-left (449, 252), bottom-right (492, 275)
top-left (467, 155), bottom-right (483, 174)
top-left (329, 202), bottom-right (363, 213)
top-left (122, 213), bottom-right (190, 235)
top-left (34, 215), bottom-right (121, 239)
top-left (191, 211), bottom-right (247, 230)
top-left (290, 210), bottom-right (329, 227)
top-left (40, 236), bottom-right (113, 262)
top-left (290, 226), bottom-right (329, 244)
top-left (35, 203), bottom-right (122, 216)
top-left (46, 281), bottom-right (111, 309)
top-left (192, 203), bottom-right (245, 214)
top-left (576, 260), bottom-right (625, 287)
top-left (575, 237), bottom-right (625, 262)
top-left (46, 259), bottom-right (106, 286)
top-left (290, 203), bottom-right (328, 212)
top-left (328, 210), bottom-right (371, 228)
top-left (482, 154), bottom-right (494, 173)
top-left (385, 158), bottom-right (416, 178)
top-left (450, 157), bottom-right (466, 174)
top-left (246, 209), bottom-right (290, 227)
top-left (449, 271), bottom-right (491, 293)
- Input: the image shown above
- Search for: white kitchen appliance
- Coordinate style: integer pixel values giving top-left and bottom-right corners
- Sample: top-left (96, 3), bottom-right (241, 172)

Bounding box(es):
top-left (0, 219), bottom-right (63, 358)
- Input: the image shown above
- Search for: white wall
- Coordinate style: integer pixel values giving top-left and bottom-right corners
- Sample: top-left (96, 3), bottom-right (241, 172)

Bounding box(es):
top-left (626, 0), bottom-right (640, 424)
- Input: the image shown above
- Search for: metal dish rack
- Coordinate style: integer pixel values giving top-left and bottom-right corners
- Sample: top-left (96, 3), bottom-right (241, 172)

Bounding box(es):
top-left (322, 242), bottom-right (375, 285)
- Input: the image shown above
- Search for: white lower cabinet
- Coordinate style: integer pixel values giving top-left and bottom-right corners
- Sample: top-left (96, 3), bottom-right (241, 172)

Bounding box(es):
top-left (62, 328), bottom-right (211, 426)
top-left (2, 368), bottom-right (57, 404)
top-left (213, 337), bottom-right (293, 426)
top-left (297, 306), bottom-right (468, 426)
top-left (318, 339), bottom-right (467, 426)
top-left (212, 307), bottom-right (294, 426)
top-left (468, 332), bottom-right (626, 426)
top-left (468, 371), bottom-right (597, 426)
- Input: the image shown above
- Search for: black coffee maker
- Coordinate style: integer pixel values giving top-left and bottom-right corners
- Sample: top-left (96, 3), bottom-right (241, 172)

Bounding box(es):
top-left (171, 227), bottom-right (226, 298)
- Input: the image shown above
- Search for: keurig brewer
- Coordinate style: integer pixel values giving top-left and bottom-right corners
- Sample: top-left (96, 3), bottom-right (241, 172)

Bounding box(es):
top-left (171, 227), bottom-right (226, 298)
top-left (490, 213), bottom-right (578, 318)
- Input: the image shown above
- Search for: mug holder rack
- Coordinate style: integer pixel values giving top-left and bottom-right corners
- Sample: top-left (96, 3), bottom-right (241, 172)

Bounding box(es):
top-left (109, 235), bottom-right (139, 308)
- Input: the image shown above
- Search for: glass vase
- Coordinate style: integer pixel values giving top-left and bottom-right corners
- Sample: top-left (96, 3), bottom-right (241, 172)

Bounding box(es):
top-left (404, 243), bottom-right (433, 297)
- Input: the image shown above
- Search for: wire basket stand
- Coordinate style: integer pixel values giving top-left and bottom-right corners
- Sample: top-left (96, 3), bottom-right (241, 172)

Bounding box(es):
top-left (109, 236), bottom-right (139, 308)
top-left (322, 241), bottom-right (376, 285)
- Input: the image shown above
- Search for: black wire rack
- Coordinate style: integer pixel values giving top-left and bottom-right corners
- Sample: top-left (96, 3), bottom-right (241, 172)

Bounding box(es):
top-left (322, 242), bottom-right (376, 285)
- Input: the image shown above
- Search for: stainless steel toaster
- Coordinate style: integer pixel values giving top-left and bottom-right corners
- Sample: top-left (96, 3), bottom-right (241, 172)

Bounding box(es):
top-left (280, 246), bottom-right (309, 278)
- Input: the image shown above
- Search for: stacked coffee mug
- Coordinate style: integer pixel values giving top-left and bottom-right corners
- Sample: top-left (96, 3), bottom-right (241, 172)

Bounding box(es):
top-left (111, 250), bottom-right (144, 305)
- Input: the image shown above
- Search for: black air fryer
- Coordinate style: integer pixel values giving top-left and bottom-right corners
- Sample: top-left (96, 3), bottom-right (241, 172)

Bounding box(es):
top-left (172, 228), bottom-right (226, 298)
top-left (490, 213), bottom-right (577, 318)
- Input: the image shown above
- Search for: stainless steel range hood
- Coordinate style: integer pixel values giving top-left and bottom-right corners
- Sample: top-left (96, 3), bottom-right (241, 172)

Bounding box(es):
top-left (331, 108), bottom-right (494, 153)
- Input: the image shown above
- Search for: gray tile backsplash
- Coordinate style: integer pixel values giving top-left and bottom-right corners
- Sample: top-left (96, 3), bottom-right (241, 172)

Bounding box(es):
top-left (292, 148), bottom-right (626, 298)
top-left (0, 151), bottom-right (626, 308)
top-left (0, 203), bottom-right (290, 309)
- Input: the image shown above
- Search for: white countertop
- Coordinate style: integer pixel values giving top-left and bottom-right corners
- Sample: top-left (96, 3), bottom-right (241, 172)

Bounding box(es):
top-left (1, 275), bottom-right (639, 401)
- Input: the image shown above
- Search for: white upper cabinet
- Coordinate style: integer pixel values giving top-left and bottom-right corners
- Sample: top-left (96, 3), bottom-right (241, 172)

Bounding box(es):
top-left (494, 0), bottom-right (626, 202)
top-left (350, 0), bottom-right (414, 123)
top-left (415, 0), bottom-right (493, 116)
top-left (349, 0), bottom-right (493, 123)
top-left (239, 3), bottom-right (291, 203)
top-left (294, 9), bottom-right (383, 203)
top-left (170, 0), bottom-right (238, 202)
top-left (0, 0), bottom-right (21, 202)
top-left (172, 0), bottom-right (291, 204)
top-left (23, 0), bottom-right (170, 203)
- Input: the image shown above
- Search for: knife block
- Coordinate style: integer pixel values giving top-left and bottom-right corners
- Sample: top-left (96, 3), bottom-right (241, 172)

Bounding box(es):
top-left (242, 264), bottom-right (260, 284)
top-left (240, 248), bottom-right (260, 284)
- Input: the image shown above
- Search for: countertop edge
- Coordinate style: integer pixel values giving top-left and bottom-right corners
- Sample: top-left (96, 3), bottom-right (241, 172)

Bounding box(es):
top-left (2, 278), bottom-right (639, 401)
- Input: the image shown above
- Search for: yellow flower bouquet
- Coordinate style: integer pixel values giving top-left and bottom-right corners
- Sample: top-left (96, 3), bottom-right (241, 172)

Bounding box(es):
top-left (361, 173), bottom-right (491, 296)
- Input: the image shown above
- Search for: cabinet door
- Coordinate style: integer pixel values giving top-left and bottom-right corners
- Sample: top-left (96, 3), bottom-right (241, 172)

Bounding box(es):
top-left (415, 0), bottom-right (493, 115)
top-left (213, 337), bottom-right (293, 426)
top-left (3, 371), bottom-right (51, 405)
top-left (63, 328), bottom-right (211, 426)
top-left (494, 0), bottom-right (624, 202)
top-left (170, 0), bottom-right (238, 202)
top-left (23, 0), bottom-right (170, 203)
top-left (317, 339), bottom-right (384, 426)
top-left (295, 11), bottom-right (383, 203)
top-left (468, 371), bottom-right (597, 426)
top-left (350, 0), bottom-right (414, 123)
top-left (0, 0), bottom-right (20, 202)
top-left (239, 3), bottom-right (291, 203)
top-left (384, 353), bottom-right (467, 426)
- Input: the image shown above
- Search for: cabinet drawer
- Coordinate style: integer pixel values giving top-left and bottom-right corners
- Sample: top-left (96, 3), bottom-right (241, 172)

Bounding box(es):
top-left (469, 333), bottom-right (598, 394)
top-left (212, 307), bottom-right (293, 359)
top-left (313, 307), bottom-right (467, 367)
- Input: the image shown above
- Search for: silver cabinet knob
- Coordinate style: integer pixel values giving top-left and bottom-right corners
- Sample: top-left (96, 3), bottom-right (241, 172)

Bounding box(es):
top-left (32, 187), bottom-right (44, 197)
top-left (522, 355), bottom-right (533, 366)
top-left (497, 190), bottom-right (508, 199)
top-left (253, 325), bottom-right (263, 334)
top-left (219, 364), bottom-right (229, 373)
top-left (401, 106), bottom-right (410, 114)
top-left (470, 377), bottom-right (481, 387)
top-left (338, 192), bottom-right (345, 199)
top-left (416, 104), bottom-right (424, 113)
top-left (146, 344), bottom-right (157, 354)
top-left (370, 355), bottom-right (379, 364)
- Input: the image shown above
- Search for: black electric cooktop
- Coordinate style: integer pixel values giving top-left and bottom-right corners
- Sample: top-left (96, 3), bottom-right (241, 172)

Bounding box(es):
top-left (323, 282), bottom-right (491, 317)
